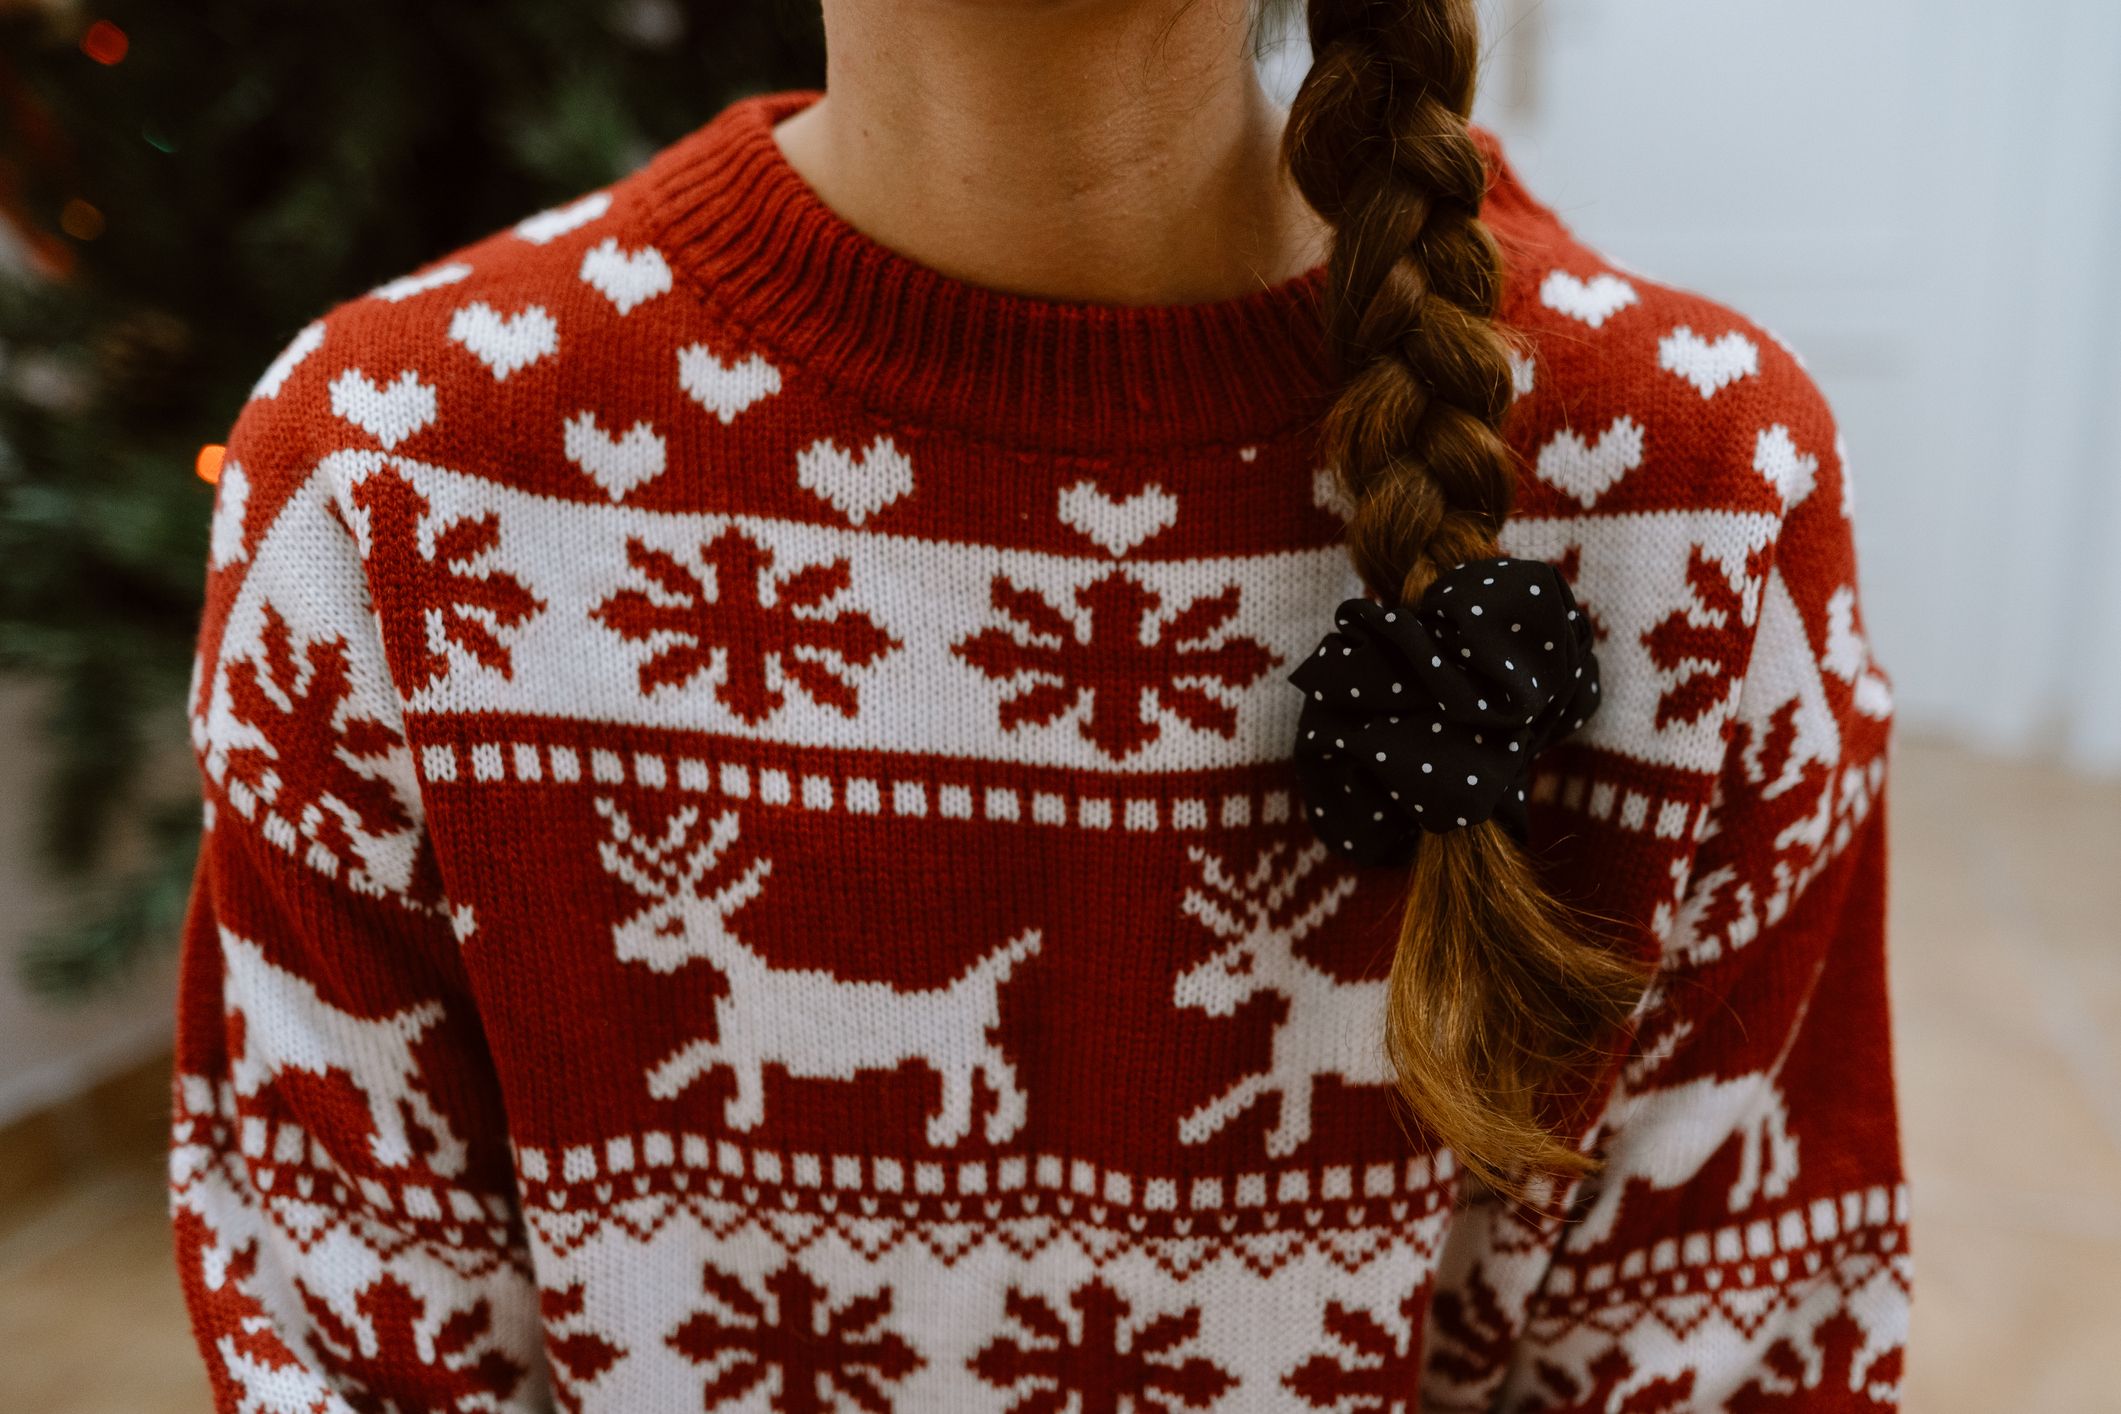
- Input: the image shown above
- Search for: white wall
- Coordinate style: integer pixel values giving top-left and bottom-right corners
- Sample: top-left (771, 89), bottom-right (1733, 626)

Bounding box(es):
top-left (1465, 0), bottom-right (2121, 771)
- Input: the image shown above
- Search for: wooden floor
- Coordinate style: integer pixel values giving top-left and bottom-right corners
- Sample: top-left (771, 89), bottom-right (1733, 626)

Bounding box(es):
top-left (2, 736), bottom-right (2116, 1411)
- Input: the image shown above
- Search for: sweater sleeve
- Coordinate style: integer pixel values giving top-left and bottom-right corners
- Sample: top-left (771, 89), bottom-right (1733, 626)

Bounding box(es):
top-left (169, 334), bottom-right (550, 1412)
top-left (1422, 383), bottom-right (1910, 1411)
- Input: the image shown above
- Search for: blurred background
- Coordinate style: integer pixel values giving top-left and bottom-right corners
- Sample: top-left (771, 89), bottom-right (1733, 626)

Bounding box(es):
top-left (2, 1), bottom-right (2116, 1410)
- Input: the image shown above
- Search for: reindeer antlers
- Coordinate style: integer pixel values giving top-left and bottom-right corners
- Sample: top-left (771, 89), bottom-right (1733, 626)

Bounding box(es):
top-left (593, 796), bottom-right (757, 902)
top-left (1180, 838), bottom-right (1357, 942)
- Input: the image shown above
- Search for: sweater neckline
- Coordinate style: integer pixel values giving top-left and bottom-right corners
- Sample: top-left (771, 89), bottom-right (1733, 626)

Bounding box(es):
top-left (641, 89), bottom-right (1336, 455)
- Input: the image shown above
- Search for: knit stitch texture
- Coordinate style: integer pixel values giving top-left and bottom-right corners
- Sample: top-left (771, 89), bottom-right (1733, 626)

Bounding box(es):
top-left (172, 89), bottom-right (1907, 1412)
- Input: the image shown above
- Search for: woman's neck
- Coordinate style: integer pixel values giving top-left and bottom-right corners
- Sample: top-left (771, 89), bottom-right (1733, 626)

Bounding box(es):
top-left (773, 0), bottom-right (1330, 307)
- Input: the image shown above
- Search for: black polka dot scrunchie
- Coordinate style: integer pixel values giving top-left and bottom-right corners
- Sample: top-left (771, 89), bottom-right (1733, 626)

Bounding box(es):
top-left (1287, 556), bottom-right (1601, 867)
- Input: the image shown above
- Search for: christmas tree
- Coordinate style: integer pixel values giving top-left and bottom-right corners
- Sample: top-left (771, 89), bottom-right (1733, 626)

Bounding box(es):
top-left (0, 0), bottom-right (824, 997)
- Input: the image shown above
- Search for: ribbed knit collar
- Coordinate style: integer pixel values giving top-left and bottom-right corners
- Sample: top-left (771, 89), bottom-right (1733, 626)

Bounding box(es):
top-left (641, 89), bottom-right (1336, 455)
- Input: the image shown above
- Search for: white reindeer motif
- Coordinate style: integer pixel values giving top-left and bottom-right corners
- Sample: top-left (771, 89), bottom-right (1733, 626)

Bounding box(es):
top-left (1172, 839), bottom-right (1383, 1157)
top-left (218, 928), bottom-right (466, 1176)
top-left (1569, 994), bottom-right (1808, 1249)
top-left (597, 798), bottom-right (1041, 1146)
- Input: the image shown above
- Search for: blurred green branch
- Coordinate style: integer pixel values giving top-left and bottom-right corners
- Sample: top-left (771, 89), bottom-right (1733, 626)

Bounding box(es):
top-left (0, 0), bottom-right (823, 1000)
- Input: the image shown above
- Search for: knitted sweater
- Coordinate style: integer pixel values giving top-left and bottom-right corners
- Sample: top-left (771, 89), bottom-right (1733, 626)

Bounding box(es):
top-left (172, 89), bottom-right (1908, 1412)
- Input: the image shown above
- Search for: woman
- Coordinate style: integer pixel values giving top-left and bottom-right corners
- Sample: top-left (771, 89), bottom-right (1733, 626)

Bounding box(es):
top-left (171, 1), bottom-right (1907, 1408)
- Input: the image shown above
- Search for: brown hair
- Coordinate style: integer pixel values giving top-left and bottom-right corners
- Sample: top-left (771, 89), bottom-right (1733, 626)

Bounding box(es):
top-left (1280, 0), bottom-right (1651, 1196)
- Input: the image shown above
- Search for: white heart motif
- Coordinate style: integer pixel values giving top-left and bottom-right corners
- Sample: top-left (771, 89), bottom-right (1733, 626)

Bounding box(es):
top-left (515, 191), bottom-right (611, 245)
top-left (1507, 348), bottom-right (1537, 398)
top-left (1836, 432), bottom-right (1856, 519)
top-left (329, 369), bottom-right (438, 449)
top-left (678, 343), bottom-right (782, 423)
top-left (1753, 425), bottom-right (1818, 509)
top-left (1659, 326), bottom-right (1759, 399)
top-left (249, 321), bottom-right (324, 401)
top-left (370, 262), bottom-right (472, 304)
top-left (1539, 270), bottom-right (1639, 329)
top-left (449, 302), bottom-right (558, 381)
top-left (1056, 480), bottom-right (1179, 557)
top-left (1535, 416), bottom-right (1646, 508)
top-left (565, 411), bottom-right (667, 501)
top-left (579, 238), bottom-right (672, 316)
top-left (1311, 468), bottom-right (1354, 522)
top-left (209, 460), bottom-right (251, 569)
top-left (795, 436), bottom-right (914, 525)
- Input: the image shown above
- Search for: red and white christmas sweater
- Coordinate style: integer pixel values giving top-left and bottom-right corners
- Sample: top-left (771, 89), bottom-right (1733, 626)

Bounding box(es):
top-left (172, 89), bottom-right (1908, 1412)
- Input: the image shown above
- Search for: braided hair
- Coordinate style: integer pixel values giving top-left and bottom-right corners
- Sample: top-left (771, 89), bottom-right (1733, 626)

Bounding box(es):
top-left (1281, 0), bottom-right (1650, 1196)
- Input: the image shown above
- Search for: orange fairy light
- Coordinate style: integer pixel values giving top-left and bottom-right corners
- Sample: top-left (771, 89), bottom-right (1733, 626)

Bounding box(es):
top-left (59, 198), bottom-right (105, 241)
top-left (81, 20), bottom-right (129, 66)
top-left (196, 444), bottom-right (226, 485)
